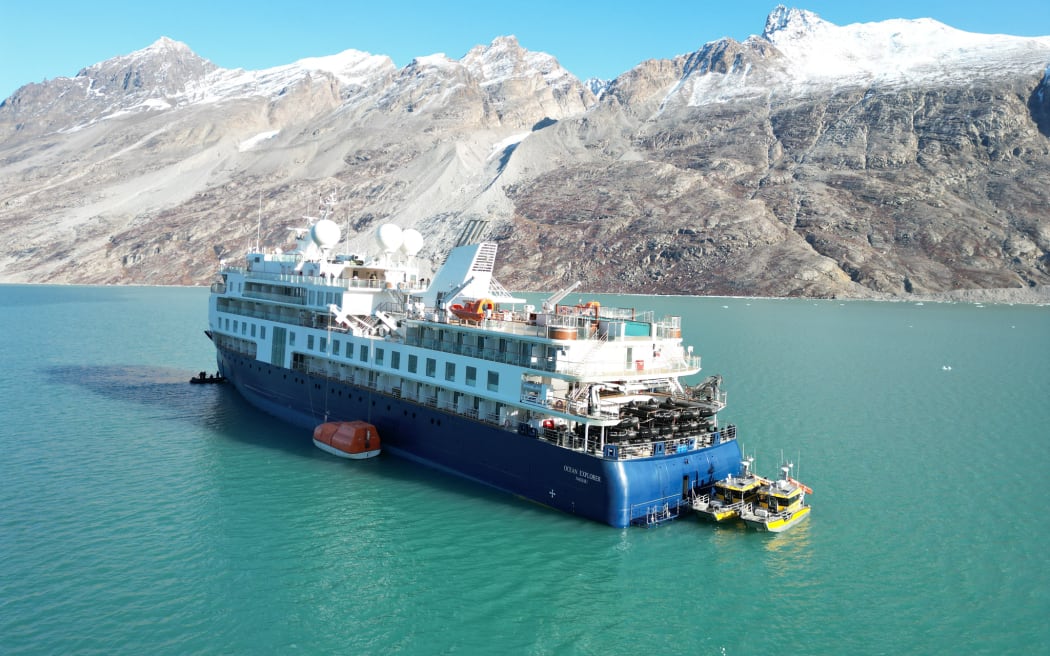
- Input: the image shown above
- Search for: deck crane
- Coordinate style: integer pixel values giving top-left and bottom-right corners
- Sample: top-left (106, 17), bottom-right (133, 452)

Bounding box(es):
top-left (542, 281), bottom-right (582, 313)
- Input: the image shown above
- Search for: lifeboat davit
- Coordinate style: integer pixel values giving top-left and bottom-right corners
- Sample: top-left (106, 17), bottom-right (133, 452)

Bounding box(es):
top-left (313, 421), bottom-right (381, 459)
top-left (449, 298), bottom-right (495, 322)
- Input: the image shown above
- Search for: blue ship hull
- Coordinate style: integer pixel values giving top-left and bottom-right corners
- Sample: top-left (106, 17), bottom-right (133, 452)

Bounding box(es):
top-left (216, 347), bottom-right (743, 528)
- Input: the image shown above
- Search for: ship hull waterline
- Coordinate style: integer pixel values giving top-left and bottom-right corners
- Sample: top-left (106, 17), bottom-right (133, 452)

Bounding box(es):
top-left (216, 347), bottom-right (743, 528)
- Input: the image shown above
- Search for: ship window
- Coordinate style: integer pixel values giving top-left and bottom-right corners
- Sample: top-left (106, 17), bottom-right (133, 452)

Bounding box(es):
top-left (445, 362), bottom-right (455, 381)
top-left (408, 354), bottom-right (418, 373)
top-left (320, 337), bottom-right (328, 353)
top-left (309, 291), bottom-right (315, 305)
top-left (225, 318), bottom-right (229, 330)
top-left (360, 345), bottom-right (369, 362)
top-left (405, 326), bottom-right (421, 345)
top-left (487, 371), bottom-right (499, 392)
top-left (333, 339), bottom-right (340, 356)
top-left (466, 366), bottom-right (477, 387)
top-left (233, 320), bottom-right (238, 332)
top-left (391, 351), bottom-right (401, 370)
top-left (251, 324), bottom-right (256, 337)
top-left (261, 326), bottom-right (266, 340)
top-left (425, 358), bottom-right (436, 377)
top-left (376, 348), bottom-right (385, 366)
top-left (308, 335), bottom-right (315, 350)
top-left (289, 332), bottom-right (296, 346)
top-left (242, 323), bottom-right (247, 336)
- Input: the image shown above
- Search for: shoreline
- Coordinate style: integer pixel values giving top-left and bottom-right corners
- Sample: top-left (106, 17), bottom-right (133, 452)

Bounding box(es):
top-left (1, 282), bottom-right (1048, 306)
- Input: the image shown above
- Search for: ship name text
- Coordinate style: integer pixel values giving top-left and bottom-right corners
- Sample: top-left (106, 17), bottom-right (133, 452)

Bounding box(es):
top-left (564, 465), bottom-right (602, 483)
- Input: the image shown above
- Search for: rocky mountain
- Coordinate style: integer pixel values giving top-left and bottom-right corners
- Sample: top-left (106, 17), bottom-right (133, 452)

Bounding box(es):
top-left (1, 6), bottom-right (1049, 302)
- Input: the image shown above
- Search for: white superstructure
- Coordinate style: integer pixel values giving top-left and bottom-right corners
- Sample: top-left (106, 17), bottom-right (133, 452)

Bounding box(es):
top-left (208, 217), bottom-right (723, 457)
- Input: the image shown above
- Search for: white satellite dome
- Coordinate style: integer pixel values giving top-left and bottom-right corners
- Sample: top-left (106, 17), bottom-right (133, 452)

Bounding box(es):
top-left (400, 228), bottom-right (424, 256)
top-left (376, 223), bottom-right (404, 253)
top-left (310, 218), bottom-right (341, 249)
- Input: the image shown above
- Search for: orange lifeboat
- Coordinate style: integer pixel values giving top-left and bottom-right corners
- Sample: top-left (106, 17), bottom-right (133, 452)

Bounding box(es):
top-left (313, 421), bottom-right (381, 459)
top-left (450, 298), bottom-right (495, 323)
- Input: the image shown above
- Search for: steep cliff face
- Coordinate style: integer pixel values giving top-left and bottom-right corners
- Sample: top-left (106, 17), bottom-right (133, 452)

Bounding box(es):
top-left (496, 10), bottom-right (1050, 298)
top-left (1, 12), bottom-right (1048, 301)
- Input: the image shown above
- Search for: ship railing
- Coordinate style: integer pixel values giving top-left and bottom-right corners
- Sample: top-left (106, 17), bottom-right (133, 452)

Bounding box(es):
top-left (673, 389), bottom-right (727, 412)
top-left (216, 298), bottom-right (316, 328)
top-left (653, 316), bottom-right (683, 340)
top-left (630, 496), bottom-right (683, 527)
top-left (559, 332), bottom-right (608, 377)
top-left (439, 314), bottom-right (546, 338)
top-left (519, 392), bottom-right (619, 422)
top-left (540, 427), bottom-right (585, 450)
top-left (243, 289), bottom-right (306, 305)
top-left (600, 427), bottom-right (735, 460)
top-left (408, 318), bottom-right (692, 376)
top-left (560, 353), bottom-right (702, 378)
top-left (554, 304), bottom-right (645, 322)
top-left (742, 502), bottom-right (787, 521)
top-left (691, 492), bottom-right (710, 507)
top-left (236, 267), bottom-right (427, 291)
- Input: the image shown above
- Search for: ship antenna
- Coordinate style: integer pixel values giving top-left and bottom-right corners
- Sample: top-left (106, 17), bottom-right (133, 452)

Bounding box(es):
top-left (256, 192), bottom-right (262, 253)
top-left (344, 201), bottom-right (351, 256)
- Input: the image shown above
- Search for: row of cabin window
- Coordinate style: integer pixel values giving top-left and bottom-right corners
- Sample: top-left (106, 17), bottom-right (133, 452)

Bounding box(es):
top-left (307, 290), bottom-right (339, 307)
top-left (224, 315), bottom-right (499, 391)
top-left (226, 318), bottom-right (267, 340)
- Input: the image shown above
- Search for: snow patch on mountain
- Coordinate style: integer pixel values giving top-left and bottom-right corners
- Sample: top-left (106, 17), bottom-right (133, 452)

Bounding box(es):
top-left (487, 132), bottom-right (531, 161)
top-left (684, 64), bottom-right (768, 106)
top-left (462, 36), bottom-right (571, 88)
top-left (238, 130), bottom-right (280, 151)
top-left (410, 53), bottom-right (460, 71)
top-left (760, 5), bottom-right (1050, 90)
top-left (293, 49), bottom-right (394, 86)
top-left (184, 49), bottom-right (393, 106)
top-left (674, 6), bottom-right (1050, 108)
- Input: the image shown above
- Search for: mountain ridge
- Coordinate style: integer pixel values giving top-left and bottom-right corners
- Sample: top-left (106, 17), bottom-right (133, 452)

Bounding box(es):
top-left (1, 6), bottom-right (1048, 302)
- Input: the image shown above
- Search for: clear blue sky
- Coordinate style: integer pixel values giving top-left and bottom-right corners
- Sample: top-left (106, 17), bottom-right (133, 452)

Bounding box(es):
top-left (2, 1), bottom-right (1048, 100)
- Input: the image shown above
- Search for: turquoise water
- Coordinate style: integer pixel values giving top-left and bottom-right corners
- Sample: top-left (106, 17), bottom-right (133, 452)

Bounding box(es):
top-left (1, 285), bottom-right (1047, 655)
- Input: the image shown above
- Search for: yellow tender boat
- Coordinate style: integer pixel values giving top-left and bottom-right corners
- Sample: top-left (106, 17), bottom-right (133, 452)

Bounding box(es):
top-left (692, 458), bottom-right (767, 522)
top-left (740, 463), bottom-right (811, 533)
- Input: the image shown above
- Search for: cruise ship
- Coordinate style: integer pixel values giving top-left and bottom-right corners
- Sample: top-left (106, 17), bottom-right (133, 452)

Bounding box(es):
top-left (206, 214), bottom-right (744, 528)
